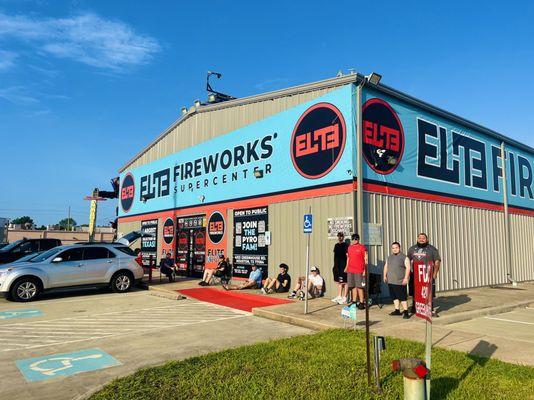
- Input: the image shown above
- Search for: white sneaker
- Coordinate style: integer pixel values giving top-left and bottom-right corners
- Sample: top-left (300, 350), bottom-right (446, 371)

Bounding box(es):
top-left (337, 297), bottom-right (347, 305)
top-left (331, 296), bottom-right (341, 303)
top-left (261, 288), bottom-right (267, 294)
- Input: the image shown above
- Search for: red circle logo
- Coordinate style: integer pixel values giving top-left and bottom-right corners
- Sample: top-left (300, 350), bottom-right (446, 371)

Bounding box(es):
top-left (120, 173), bottom-right (135, 212)
top-left (362, 98), bottom-right (404, 175)
top-left (290, 102), bottom-right (346, 179)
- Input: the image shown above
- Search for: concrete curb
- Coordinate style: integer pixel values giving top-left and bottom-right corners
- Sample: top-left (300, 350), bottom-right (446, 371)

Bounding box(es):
top-left (252, 307), bottom-right (338, 331)
top-left (433, 300), bottom-right (534, 325)
top-left (147, 286), bottom-right (186, 301)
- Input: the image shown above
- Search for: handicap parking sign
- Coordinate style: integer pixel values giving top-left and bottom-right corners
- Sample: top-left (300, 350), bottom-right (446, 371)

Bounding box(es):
top-left (0, 309), bottom-right (42, 320)
top-left (303, 214), bottom-right (313, 234)
top-left (16, 348), bottom-right (121, 382)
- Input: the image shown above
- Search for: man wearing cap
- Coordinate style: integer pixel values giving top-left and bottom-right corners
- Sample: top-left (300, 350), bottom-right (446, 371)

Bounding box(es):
top-left (262, 263), bottom-right (291, 294)
top-left (288, 266), bottom-right (325, 300)
top-left (345, 233), bottom-right (368, 309)
top-left (332, 232), bottom-right (349, 304)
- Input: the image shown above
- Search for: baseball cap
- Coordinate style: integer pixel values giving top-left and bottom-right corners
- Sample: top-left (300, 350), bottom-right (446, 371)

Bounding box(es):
top-left (310, 266), bottom-right (319, 272)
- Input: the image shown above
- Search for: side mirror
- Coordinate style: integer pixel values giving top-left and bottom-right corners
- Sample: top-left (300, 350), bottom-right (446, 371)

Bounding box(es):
top-left (52, 257), bottom-right (63, 263)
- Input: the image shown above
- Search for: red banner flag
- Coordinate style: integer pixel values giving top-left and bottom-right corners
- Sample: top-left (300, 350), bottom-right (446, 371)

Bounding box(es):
top-left (414, 262), bottom-right (433, 322)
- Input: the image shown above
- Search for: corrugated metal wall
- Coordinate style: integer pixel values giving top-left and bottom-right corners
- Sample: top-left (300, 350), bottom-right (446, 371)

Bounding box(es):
top-left (364, 192), bottom-right (534, 292)
top-left (510, 213), bottom-right (534, 283)
top-left (128, 87), bottom-right (341, 170)
top-left (268, 193), bottom-right (353, 295)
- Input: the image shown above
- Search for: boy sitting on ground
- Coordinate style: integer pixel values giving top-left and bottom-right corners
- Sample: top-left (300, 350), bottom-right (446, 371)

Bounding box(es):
top-left (262, 263), bottom-right (291, 294)
top-left (288, 266), bottom-right (325, 300)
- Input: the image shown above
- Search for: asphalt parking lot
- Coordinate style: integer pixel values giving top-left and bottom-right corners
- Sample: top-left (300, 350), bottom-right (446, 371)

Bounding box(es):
top-left (0, 289), bottom-right (310, 400)
top-left (444, 305), bottom-right (534, 364)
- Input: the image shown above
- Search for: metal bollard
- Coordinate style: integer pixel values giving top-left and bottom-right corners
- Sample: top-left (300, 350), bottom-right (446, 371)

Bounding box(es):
top-left (391, 358), bottom-right (429, 400)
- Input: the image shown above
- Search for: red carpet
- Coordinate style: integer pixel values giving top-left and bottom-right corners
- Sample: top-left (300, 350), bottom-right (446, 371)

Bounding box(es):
top-left (177, 287), bottom-right (292, 312)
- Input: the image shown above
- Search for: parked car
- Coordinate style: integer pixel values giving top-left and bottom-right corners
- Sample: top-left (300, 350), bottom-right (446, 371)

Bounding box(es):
top-left (0, 243), bottom-right (144, 301)
top-left (0, 238), bottom-right (62, 264)
top-left (12, 251), bottom-right (44, 263)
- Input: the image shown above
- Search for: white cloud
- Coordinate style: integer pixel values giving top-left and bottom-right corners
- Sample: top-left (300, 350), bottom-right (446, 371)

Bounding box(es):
top-left (0, 85), bottom-right (39, 105)
top-left (0, 49), bottom-right (17, 70)
top-left (0, 12), bottom-right (160, 71)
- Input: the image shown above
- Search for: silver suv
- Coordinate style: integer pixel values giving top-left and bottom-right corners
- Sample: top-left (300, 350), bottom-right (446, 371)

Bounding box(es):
top-left (0, 243), bottom-right (144, 302)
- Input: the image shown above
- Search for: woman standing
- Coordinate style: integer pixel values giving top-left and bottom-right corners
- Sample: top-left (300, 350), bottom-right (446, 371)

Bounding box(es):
top-left (383, 242), bottom-right (411, 319)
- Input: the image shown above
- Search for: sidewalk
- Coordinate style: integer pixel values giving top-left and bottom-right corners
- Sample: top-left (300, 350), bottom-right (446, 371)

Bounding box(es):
top-left (148, 277), bottom-right (534, 365)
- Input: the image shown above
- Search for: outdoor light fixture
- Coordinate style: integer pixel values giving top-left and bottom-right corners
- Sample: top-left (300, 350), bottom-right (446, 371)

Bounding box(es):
top-left (253, 168), bottom-right (264, 178)
top-left (181, 107), bottom-right (188, 115)
top-left (366, 72), bottom-right (382, 85)
top-left (208, 93), bottom-right (217, 103)
top-left (194, 99), bottom-right (201, 108)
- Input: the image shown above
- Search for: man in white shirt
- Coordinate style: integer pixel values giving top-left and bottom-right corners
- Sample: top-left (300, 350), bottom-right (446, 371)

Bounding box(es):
top-left (288, 266), bottom-right (325, 300)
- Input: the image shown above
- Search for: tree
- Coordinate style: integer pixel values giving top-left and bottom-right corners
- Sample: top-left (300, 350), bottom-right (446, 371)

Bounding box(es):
top-left (36, 225), bottom-right (47, 231)
top-left (58, 218), bottom-right (77, 231)
top-left (11, 216), bottom-right (34, 228)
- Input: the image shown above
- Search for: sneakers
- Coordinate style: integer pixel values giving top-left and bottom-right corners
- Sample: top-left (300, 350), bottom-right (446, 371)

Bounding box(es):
top-left (261, 287), bottom-right (267, 295)
top-left (357, 302), bottom-right (365, 310)
top-left (336, 297), bottom-right (347, 305)
top-left (403, 310), bottom-right (410, 319)
top-left (287, 290), bottom-right (297, 299)
top-left (389, 309), bottom-right (402, 316)
top-left (331, 296), bottom-right (341, 303)
top-left (298, 291), bottom-right (305, 301)
top-left (222, 284), bottom-right (229, 291)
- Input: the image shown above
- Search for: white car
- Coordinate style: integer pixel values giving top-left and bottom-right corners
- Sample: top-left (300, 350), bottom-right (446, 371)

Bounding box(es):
top-left (0, 243), bottom-right (144, 302)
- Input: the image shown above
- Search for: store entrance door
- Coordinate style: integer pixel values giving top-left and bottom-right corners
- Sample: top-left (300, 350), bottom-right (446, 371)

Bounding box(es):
top-left (176, 215), bottom-right (206, 277)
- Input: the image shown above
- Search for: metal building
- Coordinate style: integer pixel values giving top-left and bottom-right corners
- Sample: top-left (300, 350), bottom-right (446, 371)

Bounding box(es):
top-left (116, 73), bottom-right (534, 294)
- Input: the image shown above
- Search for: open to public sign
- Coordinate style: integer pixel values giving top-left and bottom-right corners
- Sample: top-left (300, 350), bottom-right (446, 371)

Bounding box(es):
top-left (414, 263), bottom-right (433, 322)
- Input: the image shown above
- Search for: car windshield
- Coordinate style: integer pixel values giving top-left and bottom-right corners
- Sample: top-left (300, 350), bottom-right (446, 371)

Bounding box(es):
top-left (0, 240), bottom-right (23, 252)
top-left (30, 247), bottom-right (62, 263)
top-left (14, 252), bottom-right (43, 263)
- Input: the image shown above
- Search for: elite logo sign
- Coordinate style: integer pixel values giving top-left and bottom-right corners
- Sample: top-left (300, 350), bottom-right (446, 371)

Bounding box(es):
top-left (291, 102), bottom-right (346, 179)
top-left (207, 211), bottom-right (225, 244)
top-left (362, 98), bottom-right (404, 174)
top-left (120, 173), bottom-right (135, 212)
top-left (163, 218), bottom-right (175, 245)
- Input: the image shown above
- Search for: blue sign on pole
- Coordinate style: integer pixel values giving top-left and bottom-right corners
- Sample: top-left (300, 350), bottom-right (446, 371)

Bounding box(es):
top-left (16, 348), bottom-right (121, 382)
top-left (0, 309), bottom-right (43, 320)
top-left (303, 214), bottom-right (313, 234)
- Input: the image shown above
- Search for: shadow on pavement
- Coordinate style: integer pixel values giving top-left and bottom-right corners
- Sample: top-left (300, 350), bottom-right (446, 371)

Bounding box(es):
top-left (435, 294), bottom-right (471, 312)
top-left (433, 340), bottom-right (497, 398)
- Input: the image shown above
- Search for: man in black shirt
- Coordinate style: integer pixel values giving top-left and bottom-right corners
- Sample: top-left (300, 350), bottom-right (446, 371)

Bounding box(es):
top-left (331, 232), bottom-right (349, 304)
top-left (160, 252), bottom-right (176, 282)
top-left (407, 233), bottom-right (441, 314)
top-left (262, 263), bottom-right (291, 294)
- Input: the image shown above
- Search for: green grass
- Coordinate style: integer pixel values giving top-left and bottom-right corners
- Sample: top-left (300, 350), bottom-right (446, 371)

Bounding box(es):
top-left (90, 329), bottom-right (534, 400)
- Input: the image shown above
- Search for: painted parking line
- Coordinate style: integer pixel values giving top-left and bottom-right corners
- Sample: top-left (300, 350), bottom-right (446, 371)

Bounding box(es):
top-left (0, 309), bottom-right (42, 320)
top-left (0, 301), bottom-right (248, 352)
top-left (16, 348), bottom-right (121, 382)
top-left (484, 317), bottom-right (534, 326)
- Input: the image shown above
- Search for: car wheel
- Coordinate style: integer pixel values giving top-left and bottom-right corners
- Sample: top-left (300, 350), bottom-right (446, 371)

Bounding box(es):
top-left (11, 278), bottom-right (40, 302)
top-left (111, 272), bottom-right (133, 293)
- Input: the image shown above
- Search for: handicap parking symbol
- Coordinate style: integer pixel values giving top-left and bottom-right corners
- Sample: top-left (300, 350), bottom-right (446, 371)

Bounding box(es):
top-left (0, 309), bottom-right (43, 320)
top-left (16, 349), bottom-right (121, 382)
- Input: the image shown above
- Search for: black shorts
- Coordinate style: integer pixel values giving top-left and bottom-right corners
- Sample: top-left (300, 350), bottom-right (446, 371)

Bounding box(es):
top-left (333, 266), bottom-right (348, 284)
top-left (388, 284), bottom-right (408, 301)
top-left (275, 284), bottom-right (289, 293)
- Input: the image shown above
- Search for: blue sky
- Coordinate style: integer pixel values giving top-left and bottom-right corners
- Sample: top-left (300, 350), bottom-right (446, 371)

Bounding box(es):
top-left (1, 1), bottom-right (533, 226)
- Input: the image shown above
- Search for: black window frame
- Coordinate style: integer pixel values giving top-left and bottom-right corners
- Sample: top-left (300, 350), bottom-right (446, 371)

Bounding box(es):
top-left (82, 247), bottom-right (115, 260)
top-left (57, 248), bottom-right (84, 262)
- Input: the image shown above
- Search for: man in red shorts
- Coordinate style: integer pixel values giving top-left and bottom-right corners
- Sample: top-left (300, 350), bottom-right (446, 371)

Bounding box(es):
top-left (345, 233), bottom-right (368, 309)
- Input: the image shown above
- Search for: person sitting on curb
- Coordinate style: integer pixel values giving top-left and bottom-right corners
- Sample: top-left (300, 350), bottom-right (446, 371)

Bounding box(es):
top-left (159, 252), bottom-right (176, 282)
top-left (288, 266), bottom-right (325, 300)
top-left (383, 241), bottom-right (411, 319)
top-left (199, 254), bottom-right (228, 286)
top-left (223, 264), bottom-right (263, 290)
top-left (262, 263), bottom-right (291, 294)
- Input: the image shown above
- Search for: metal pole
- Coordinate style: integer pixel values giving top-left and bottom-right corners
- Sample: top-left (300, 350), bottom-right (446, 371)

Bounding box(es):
top-left (356, 79), bottom-right (364, 241)
top-left (500, 142), bottom-right (513, 284)
top-left (304, 206), bottom-right (311, 314)
top-left (356, 78), bottom-right (372, 387)
top-left (425, 320), bottom-right (432, 400)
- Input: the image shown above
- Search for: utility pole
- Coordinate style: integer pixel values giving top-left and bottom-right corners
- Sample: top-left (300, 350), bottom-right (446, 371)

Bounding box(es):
top-left (67, 206), bottom-right (71, 231)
